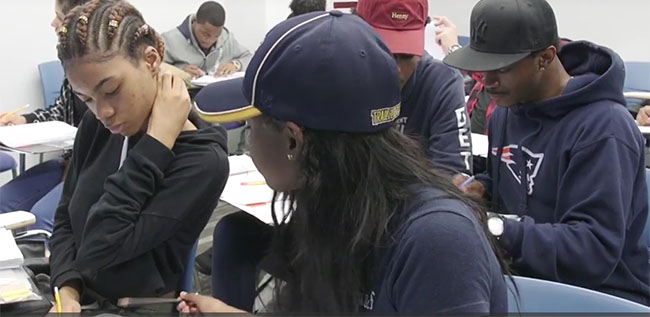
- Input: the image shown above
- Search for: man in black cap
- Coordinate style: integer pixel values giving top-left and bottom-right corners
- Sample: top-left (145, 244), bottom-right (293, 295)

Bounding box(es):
top-left (445, 0), bottom-right (649, 305)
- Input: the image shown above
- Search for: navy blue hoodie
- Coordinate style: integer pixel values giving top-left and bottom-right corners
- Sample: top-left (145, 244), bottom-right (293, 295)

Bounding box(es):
top-left (363, 187), bottom-right (506, 313)
top-left (482, 41), bottom-right (649, 304)
top-left (398, 52), bottom-right (472, 175)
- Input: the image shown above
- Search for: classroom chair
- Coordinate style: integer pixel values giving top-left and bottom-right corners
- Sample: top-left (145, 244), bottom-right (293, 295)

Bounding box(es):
top-left (625, 62), bottom-right (650, 92)
top-left (179, 242), bottom-right (198, 292)
top-left (0, 152), bottom-right (17, 178)
top-left (623, 61), bottom-right (650, 112)
top-left (506, 275), bottom-right (650, 313)
top-left (37, 61), bottom-right (65, 109)
top-left (458, 35), bottom-right (470, 47)
top-left (642, 168), bottom-right (650, 263)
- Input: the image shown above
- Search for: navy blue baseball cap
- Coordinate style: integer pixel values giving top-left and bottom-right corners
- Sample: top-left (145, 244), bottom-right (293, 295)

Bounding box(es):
top-left (194, 11), bottom-right (402, 133)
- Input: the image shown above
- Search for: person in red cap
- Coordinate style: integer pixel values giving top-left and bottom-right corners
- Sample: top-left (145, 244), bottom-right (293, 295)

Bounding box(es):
top-left (355, 0), bottom-right (473, 176)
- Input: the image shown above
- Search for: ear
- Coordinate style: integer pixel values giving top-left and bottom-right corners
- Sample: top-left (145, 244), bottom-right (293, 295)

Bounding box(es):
top-left (284, 121), bottom-right (304, 156)
top-left (538, 45), bottom-right (557, 70)
top-left (142, 46), bottom-right (162, 75)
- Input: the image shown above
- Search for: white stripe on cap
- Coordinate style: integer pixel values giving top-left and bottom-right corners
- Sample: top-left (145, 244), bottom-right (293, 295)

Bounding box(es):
top-left (250, 13), bottom-right (331, 106)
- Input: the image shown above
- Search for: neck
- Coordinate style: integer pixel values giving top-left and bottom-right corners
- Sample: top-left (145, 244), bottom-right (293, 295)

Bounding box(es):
top-left (537, 60), bottom-right (572, 101)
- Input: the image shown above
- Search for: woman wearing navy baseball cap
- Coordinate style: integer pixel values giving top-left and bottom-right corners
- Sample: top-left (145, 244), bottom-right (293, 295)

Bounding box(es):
top-left (183, 11), bottom-right (508, 314)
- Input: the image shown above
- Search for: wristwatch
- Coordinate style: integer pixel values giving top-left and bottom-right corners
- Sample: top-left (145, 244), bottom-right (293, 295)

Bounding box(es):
top-left (232, 60), bottom-right (242, 71)
top-left (448, 44), bottom-right (462, 55)
top-left (487, 213), bottom-right (505, 238)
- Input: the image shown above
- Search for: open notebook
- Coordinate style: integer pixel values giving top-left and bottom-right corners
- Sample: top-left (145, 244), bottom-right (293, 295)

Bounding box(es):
top-left (190, 72), bottom-right (245, 87)
top-left (222, 155), bottom-right (289, 224)
top-left (0, 121), bottom-right (77, 149)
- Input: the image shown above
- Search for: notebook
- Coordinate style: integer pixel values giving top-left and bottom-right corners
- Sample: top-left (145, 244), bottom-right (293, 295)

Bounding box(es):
top-left (190, 72), bottom-right (245, 87)
top-left (0, 228), bottom-right (23, 269)
top-left (0, 121), bottom-right (77, 149)
top-left (221, 155), bottom-right (289, 224)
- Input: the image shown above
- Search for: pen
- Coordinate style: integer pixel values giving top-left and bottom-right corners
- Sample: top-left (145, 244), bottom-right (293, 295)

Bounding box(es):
top-left (54, 286), bottom-right (62, 313)
top-left (459, 175), bottom-right (476, 188)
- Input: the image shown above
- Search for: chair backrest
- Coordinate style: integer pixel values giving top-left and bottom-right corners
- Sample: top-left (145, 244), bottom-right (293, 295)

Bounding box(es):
top-left (642, 168), bottom-right (650, 254)
top-left (178, 242), bottom-right (197, 292)
top-left (458, 35), bottom-right (470, 47)
top-left (506, 276), bottom-right (650, 312)
top-left (625, 61), bottom-right (650, 92)
top-left (37, 61), bottom-right (65, 109)
top-left (0, 152), bottom-right (16, 174)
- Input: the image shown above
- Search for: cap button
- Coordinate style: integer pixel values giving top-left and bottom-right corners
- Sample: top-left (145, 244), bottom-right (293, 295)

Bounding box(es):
top-left (329, 10), bottom-right (343, 17)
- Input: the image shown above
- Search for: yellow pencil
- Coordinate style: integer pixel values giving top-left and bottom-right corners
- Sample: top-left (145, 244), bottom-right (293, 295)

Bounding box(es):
top-left (54, 286), bottom-right (62, 313)
top-left (0, 104), bottom-right (29, 120)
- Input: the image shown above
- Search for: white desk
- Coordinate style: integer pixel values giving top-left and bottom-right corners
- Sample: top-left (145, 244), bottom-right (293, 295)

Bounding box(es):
top-left (0, 140), bottom-right (72, 174)
top-left (624, 91), bottom-right (650, 100)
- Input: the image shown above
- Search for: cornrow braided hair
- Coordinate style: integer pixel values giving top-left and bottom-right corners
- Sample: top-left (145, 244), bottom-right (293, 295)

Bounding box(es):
top-left (57, 0), bottom-right (164, 65)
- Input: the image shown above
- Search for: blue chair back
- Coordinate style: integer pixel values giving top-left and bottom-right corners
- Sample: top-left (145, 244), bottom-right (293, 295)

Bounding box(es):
top-left (625, 61), bottom-right (650, 92)
top-left (0, 152), bottom-right (16, 176)
top-left (506, 275), bottom-right (650, 312)
top-left (178, 242), bottom-right (197, 292)
top-left (38, 61), bottom-right (65, 109)
top-left (458, 35), bottom-right (470, 47)
top-left (642, 168), bottom-right (650, 262)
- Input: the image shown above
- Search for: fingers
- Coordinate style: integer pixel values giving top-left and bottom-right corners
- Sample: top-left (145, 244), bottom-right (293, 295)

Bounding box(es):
top-left (452, 174), bottom-right (467, 187)
top-left (639, 106), bottom-right (650, 126)
top-left (433, 16), bottom-right (454, 28)
top-left (636, 113), bottom-right (645, 126)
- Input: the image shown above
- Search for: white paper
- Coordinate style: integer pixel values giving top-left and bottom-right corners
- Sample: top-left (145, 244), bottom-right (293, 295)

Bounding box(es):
top-left (424, 23), bottom-right (446, 61)
top-left (0, 121), bottom-right (77, 148)
top-left (190, 72), bottom-right (245, 87)
top-left (638, 125), bottom-right (650, 135)
top-left (221, 155), bottom-right (290, 224)
top-left (0, 229), bottom-right (23, 269)
top-left (472, 133), bottom-right (489, 158)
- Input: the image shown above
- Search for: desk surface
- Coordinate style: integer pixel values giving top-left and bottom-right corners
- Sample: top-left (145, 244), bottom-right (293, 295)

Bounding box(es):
top-left (0, 139), bottom-right (73, 155)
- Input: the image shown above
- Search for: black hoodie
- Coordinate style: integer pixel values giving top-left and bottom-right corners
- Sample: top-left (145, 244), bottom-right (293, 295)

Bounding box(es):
top-left (49, 111), bottom-right (229, 301)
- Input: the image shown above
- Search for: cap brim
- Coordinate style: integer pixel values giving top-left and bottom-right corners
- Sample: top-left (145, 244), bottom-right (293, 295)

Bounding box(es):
top-left (194, 77), bottom-right (261, 123)
top-left (372, 26), bottom-right (424, 56)
top-left (443, 46), bottom-right (530, 72)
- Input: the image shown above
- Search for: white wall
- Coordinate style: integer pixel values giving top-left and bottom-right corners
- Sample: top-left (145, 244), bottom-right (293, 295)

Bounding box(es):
top-left (1, 0), bottom-right (649, 113)
top-left (429, 0), bottom-right (650, 62)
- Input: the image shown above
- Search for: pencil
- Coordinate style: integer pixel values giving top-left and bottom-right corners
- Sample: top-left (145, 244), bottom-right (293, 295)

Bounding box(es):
top-left (54, 286), bottom-right (62, 313)
top-left (0, 104), bottom-right (29, 120)
top-left (241, 180), bottom-right (266, 186)
top-left (246, 202), bottom-right (269, 207)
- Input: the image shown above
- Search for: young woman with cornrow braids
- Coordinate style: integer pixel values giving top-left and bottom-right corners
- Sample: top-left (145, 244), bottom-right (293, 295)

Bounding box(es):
top-left (48, 0), bottom-right (230, 312)
top-left (0, 0), bottom-right (101, 233)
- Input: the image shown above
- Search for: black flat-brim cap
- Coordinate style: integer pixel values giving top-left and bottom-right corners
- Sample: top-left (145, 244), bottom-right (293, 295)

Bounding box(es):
top-left (443, 46), bottom-right (530, 72)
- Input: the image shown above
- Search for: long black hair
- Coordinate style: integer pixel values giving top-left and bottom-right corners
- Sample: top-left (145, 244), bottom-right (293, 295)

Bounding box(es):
top-left (261, 117), bottom-right (509, 313)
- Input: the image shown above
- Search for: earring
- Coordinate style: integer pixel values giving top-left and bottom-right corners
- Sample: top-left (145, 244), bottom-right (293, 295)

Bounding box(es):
top-left (287, 154), bottom-right (294, 161)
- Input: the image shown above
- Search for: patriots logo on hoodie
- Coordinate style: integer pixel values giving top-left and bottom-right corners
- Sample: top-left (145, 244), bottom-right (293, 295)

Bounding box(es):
top-left (492, 145), bottom-right (545, 195)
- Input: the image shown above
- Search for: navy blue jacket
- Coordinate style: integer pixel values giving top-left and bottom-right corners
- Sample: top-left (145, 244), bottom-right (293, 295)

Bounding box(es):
top-left (481, 41), bottom-right (649, 304)
top-left (364, 187), bottom-right (506, 313)
top-left (399, 52), bottom-right (472, 175)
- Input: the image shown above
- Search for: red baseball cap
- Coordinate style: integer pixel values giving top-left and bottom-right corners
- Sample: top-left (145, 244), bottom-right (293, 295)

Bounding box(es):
top-left (356, 0), bottom-right (428, 56)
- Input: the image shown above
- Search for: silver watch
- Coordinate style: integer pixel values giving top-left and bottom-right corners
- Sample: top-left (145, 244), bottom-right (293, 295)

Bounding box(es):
top-left (487, 214), bottom-right (505, 238)
top-left (448, 44), bottom-right (462, 55)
